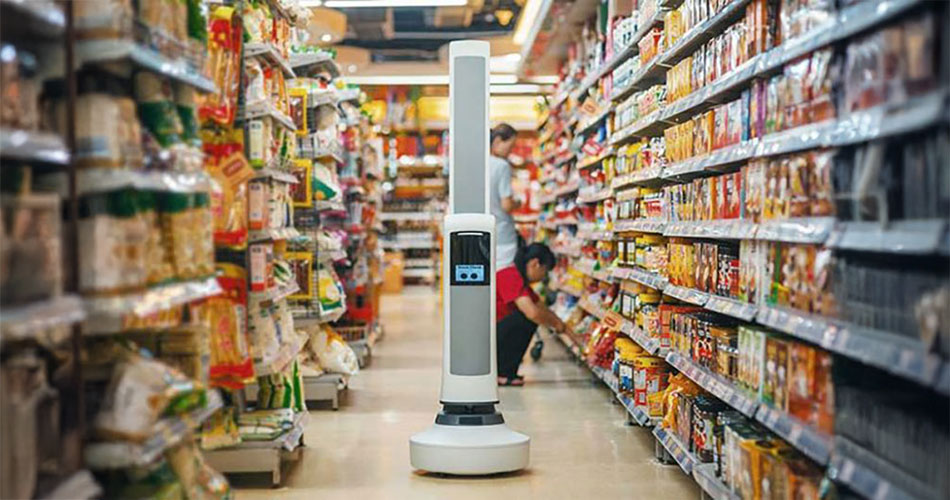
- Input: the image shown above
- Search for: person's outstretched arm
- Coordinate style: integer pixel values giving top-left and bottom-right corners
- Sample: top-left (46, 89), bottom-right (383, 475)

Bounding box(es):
top-left (513, 296), bottom-right (567, 333)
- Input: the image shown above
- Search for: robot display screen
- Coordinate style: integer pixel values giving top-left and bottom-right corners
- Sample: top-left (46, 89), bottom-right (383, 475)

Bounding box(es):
top-left (449, 232), bottom-right (491, 286)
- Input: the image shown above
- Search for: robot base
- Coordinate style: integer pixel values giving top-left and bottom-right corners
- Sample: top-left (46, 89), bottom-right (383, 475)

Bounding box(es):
top-left (409, 423), bottom-right (530, 475)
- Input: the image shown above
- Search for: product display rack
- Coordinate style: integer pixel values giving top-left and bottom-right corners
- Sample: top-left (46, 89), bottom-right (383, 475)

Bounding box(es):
top-left (534, 0), bottom-right (949, 498)
top-left (381, 153), bottom-right (446, 286)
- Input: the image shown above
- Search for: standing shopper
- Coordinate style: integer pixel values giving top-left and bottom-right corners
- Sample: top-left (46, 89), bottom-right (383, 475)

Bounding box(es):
top-left (496, 243), bottom-right (568, 386)
top-left (489, 123), bottom-right (522, 268)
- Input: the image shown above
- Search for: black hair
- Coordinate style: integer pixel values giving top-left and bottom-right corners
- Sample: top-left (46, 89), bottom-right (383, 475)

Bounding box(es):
top-left (514, 242), bottom-right (555, 282)
top-left (490, 123), bottom-right (517, 145)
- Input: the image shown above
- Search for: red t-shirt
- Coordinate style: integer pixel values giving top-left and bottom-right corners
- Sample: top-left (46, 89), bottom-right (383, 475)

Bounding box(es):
top-left (496, 265), bottom-right (539, 321)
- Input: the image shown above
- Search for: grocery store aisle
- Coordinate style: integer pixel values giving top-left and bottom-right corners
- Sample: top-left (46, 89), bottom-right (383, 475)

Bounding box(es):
top-left (235, 286), bottom-right (698, 499)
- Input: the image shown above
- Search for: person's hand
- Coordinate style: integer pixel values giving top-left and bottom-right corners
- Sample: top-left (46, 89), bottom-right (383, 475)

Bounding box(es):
top-left (554, 321), bottom-right (569, 335)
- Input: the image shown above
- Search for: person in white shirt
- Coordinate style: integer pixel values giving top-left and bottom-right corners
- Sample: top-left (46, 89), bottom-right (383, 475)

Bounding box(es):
top-left (489, 123), bottom-right (521, 268)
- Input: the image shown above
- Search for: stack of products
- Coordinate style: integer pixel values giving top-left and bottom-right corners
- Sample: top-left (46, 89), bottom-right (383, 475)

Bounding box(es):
top-left (534, 0), bottom-right (949, 498)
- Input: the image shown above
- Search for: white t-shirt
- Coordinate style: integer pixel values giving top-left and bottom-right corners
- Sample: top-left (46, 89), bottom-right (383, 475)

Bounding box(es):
top-left (489, 155), bottom-right (519, 267)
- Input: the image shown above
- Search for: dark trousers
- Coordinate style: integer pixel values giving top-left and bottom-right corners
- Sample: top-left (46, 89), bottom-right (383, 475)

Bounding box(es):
top-left (496, 309), bottom-right (538, 378)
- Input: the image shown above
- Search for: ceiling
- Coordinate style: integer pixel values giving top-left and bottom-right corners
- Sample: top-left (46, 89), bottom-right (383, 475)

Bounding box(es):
top-left (335, 1), bottom-right (524, 63)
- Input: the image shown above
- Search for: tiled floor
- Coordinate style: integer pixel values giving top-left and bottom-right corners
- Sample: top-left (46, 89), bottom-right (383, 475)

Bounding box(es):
top-left (234, 286), bottom-right (699, 499)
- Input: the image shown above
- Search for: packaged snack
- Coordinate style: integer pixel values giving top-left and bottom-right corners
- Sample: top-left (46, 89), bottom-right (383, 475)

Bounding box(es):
top-left (763, 336), bottom-right (789, 410)
top-left (195, 264), bottom-right (253, 387)
top-left (787, 154), bottom-right (810, 217)
top-left (94, 351), bottom-right (200, 441)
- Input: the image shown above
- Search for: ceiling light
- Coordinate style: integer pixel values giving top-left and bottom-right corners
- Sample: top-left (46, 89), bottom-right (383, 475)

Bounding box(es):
top-left (345, 74), bottom-right (518, 85)
top-left (513, 0), bottom-right (546, 45)
top-left (347, 64), bottom-right (358, 73)
top-left (299, 0), bottom-right (322, 5)
top-left (323, 0), bottom-right (467, 7)
top-left (321, 33), bottom-right (333, 42)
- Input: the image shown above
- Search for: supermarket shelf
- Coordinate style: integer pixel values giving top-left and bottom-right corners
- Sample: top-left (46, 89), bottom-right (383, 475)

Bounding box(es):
top-left (380, 241), bottom-right (438, 250)
top-left (617, 392), bottom-right (659, 427)
top-left (0, 295), bottom-right (86, 342)
top-left (76, 39), bottom-right (216, 93)
top-left (39, 469), bottom-right (101, 500)
top-left (755, 404), bottom-right (832, 465)
top-left (653, 426), bottom-right (697, 475)
top-left (663, 284), bottom-right (709, 307)
top-left (664, 220), bottom-right (758, 240)
top-left (85, 390), bottom-right (223, 469)
top-left (255, 334), bottom-right (307, 377)
top-left (403, 268), bottom-right (435, 279)
top-left (611, 166), bottom-right (664, 189)
top-left (244, 100), bottom-right (296, 131)
top-left (611, 55), bottom-right (665, 102)
top-left (577, 148), bottom-right (614, 170)
top-left (704, 295), bottom-right (758, 322)
top-left (40, 168), bottom-right (213, 198)
top-left (756, 305), bottom-right (942, 388)
top-left (620, 321), bottom-right (666, 356)
top-left (755, 217), bottom-right (836, 244)
top-left (204, 410), bottom-right (309, 486)
top-left (662, 141), bottom-right (757, 180)
top-left (0, 0), bottom-right (64, 38)
top-left (830, 436), bottom-right (938, 500)
top-left (577, 187), bottom-right (613, 204)
top-left (611, 265), bottom-right (668, 291)
top-left (579, 297), bottom-right (607, 319)
top-left (610, 108), bottom-right (667, 145)
top-left (573, 7), bottom-right (662, 99)
top-left (659, 0), bottom-right (751, 69)
top-left (612, 219), bottom-right (666, 234)
top-left (379, 212), bottom-right (438, 222)
top-left (666, 352), bottom-right (758, 417)
top-left (244, 42), bottom-right (295, 78)
top-left (576, 226), bottom-right (614, 241)
top-left (827, 219), bottom-right (948, 255)
top-left (693, 463), bottom-right (740, 500)
top-left (403, 258), bottom-right (434, 268)
top-left (290, 51), bottom-right (341, 78)
top-left (576, 108), bottom-right (612, 136)
top-left (252, 167), bottom-right (299, 184)
top-left (661, 57), bottom-right (761, 125)
top-left (293, 307), bottom-right (347, 326)
top-left (84, 275), bottom-right (221, 320)
top-left (0, 127), bottom-right (69, 164)
top-left (248, 226), bottom-right (300, 242)
top-left (250, 282), bottom-right (300, 303)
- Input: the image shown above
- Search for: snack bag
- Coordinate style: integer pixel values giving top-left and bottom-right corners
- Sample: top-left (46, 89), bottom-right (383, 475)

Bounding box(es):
top-left (308, 325), bottom-right (360, 376)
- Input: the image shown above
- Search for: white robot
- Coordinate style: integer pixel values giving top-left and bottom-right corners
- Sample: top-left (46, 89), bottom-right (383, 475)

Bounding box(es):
top-left (408, 40), bottom-right (530, 475)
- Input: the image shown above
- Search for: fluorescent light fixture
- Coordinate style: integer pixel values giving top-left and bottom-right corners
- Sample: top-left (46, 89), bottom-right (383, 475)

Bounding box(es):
top-left (346, 74), bottom-right (518, 85)
top-left (323, 0), bottom-right (467, 7)
top-left (512, 0), bottom-right (544, 45)
top-left (490, 84), bottom-right (544, 94)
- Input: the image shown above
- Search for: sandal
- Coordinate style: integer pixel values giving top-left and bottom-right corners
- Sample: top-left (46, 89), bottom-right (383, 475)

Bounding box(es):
top-left (497, 375), bottom-right (525, 386)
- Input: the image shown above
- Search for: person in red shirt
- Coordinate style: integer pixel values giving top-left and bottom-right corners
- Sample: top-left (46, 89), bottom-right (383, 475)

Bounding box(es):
top-left (496, 243), bottom-right (569, 386)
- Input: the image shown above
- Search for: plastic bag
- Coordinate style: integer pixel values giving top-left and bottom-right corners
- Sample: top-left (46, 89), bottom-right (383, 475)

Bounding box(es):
top-left (308, 326), bottom-right (359, 376)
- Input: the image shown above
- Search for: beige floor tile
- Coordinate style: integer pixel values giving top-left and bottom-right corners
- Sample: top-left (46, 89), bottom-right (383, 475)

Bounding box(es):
top-left (233, 286), bottom-right (699, 499)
